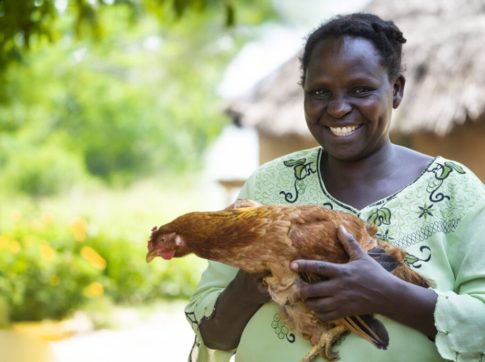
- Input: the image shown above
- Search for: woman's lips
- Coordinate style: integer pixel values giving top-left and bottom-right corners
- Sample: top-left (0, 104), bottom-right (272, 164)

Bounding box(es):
top-left (328, 124), bottom-right (362, 137)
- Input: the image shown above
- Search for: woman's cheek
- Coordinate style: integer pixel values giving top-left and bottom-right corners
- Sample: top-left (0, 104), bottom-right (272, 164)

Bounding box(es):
top-left (304, 98), bottom-right (325, 123)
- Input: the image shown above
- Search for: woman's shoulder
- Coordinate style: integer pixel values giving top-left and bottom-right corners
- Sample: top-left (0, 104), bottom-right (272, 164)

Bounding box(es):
top-left (263, 147), bottom-right (321, 167)
top-left (396, 146), bottom-right (483, 189)
top-left (395, 145), bottom-right (433, 174)
top-left (250, 147), bottom-right (321, 179)
top-left (417, 154), bottom-right (485, 217)
top-left (240, 147), bottom-right (322, 203)
top-left (429, 155), bottom-right (483, 186)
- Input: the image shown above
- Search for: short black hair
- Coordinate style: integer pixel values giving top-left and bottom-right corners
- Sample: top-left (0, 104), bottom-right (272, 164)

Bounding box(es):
top-left (300, 13), bottom-right (406, 85)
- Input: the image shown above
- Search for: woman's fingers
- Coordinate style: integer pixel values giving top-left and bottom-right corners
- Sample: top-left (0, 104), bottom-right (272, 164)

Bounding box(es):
top-left (289, 225), bottom-right (381, 317)
top-left (291, 259), bottom-right (341, 279)
top-left (298, 279), bottom-right (338, 300)
top-left (337, 225), bottom-right (367, 260)
top-left (290, 224), bottom-right (365, 279)
top-left (299, 289), bottom-right (352, 321)
top-left (305, 296), bottom-right (335, 312)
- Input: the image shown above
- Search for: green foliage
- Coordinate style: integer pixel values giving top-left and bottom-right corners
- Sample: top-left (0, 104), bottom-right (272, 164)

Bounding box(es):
top-left (0, 0), bottom-right (276, 323)
top-left (0, 0), bottom-right (58, 71)
top-left (88, 233), bottom-right (204, 303)
top-left (0, 209), bottom-right (205, 322)
top-left (0, 0), bottom-right (276, 71)
top-left (0, 297), bottom-right (9, 328)
top-left (0, 2), bottom-right (276, 193)
top-left (1, 144), bottom-right (86, 197)
top-left (0, 221), bottom-right (99, 321)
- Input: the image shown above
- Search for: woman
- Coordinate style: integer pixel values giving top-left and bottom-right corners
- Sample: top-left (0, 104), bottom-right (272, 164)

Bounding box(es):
top-left (185, 13), bottom-right (485, 361)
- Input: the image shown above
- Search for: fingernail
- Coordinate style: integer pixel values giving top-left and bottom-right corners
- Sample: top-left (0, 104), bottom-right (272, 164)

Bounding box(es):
top-left (290, 261), bottom-right (298, 271)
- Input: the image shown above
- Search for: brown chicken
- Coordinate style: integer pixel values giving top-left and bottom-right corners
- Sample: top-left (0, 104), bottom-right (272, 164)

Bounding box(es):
top-left (146, 200), bottom-right (429, 362)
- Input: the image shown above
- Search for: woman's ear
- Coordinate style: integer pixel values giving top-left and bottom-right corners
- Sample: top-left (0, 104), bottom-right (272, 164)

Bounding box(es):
top-left (392, 75), bottom-right (405, 109)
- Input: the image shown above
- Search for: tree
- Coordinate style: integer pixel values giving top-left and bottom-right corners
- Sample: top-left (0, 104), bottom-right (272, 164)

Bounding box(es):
top-left (0, 0), bottom-right (277, 192)
top-left (0, 0), bottom-right (273, 71)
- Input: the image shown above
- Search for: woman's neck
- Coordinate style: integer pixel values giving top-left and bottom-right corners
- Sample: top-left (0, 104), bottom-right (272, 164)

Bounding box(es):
top-left (321, 142), bottom-right (434, 210)
top-left (323, 141), bottom-right (398, 184)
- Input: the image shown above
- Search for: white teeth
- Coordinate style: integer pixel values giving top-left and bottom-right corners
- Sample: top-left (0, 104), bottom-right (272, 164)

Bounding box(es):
top-left (329, 125), bottom-right (359, 136)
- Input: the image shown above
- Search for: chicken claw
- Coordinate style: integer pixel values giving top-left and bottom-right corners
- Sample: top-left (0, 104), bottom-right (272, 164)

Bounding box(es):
top-left (302, 325), bottom-right (347, 362)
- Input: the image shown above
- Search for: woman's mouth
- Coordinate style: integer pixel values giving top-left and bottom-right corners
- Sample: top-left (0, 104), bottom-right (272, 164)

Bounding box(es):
top-left (329, 124), bottom-right (361, 137)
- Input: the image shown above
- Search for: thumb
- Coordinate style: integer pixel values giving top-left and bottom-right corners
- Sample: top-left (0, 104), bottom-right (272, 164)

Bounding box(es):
top-left (337, 225), bottom-right (366, 260)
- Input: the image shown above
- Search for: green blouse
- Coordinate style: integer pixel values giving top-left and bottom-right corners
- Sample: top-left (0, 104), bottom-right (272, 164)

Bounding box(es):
top-left (185, 147), bottom-right (485, 362)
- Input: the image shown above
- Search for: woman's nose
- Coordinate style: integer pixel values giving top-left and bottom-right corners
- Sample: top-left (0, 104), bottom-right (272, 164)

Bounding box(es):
top-left (326, 96), bottom-right (352, 119)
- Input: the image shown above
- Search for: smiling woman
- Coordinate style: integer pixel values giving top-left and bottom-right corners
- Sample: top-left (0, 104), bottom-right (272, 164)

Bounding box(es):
top-left (184, 13), bottom-right (485, 362)
top-left (303, 36), bottom-right (400, 165)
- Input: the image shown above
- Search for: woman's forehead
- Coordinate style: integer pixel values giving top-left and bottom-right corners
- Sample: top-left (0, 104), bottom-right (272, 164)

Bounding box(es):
top-left (306, 36), bottom-right (386, 79)
top-left (311, 36), bottom-right (381, 65)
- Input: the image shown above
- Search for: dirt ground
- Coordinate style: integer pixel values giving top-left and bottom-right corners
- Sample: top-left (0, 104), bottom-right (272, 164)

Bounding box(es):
top-left (51, 302), bottom-right (194, 362)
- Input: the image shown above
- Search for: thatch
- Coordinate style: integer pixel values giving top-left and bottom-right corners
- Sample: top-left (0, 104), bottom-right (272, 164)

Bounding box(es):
top-left (226, 0), bottom-right (485, 137)
top-left (369, 0), bottom-right (485, 135)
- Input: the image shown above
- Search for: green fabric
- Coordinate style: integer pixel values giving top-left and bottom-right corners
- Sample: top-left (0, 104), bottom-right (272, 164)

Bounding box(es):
top-left (185, 147), bottom-right (485, 362)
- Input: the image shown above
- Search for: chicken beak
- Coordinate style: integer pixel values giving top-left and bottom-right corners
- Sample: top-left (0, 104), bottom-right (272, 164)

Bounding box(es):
top-left (146, 250), bottom-right (157, 263)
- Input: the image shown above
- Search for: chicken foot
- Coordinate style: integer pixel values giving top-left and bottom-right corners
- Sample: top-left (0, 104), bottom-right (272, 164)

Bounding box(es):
top-left (301, 325), bottom-right (348, 362)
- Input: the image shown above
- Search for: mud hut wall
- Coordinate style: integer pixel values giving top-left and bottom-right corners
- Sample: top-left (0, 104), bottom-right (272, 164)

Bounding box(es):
top-left (258, 133), bottom-right (318, 165)
top-left (410, 118), bottom-right (485, 181)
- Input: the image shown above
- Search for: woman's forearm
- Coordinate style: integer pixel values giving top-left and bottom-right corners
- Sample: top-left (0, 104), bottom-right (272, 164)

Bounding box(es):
top-left (382, 277), bottom-right (438, 339)
top-left (199, 271), bottom-right (269, 350)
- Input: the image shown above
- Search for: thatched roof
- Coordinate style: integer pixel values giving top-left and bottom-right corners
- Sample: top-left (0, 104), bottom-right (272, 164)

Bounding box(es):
top-left (226, 55), bottom-right (306, 138)
top-left (226, 0), bottom-right (485, 137)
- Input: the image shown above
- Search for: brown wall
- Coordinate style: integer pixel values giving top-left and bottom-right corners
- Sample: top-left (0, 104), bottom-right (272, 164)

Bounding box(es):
top-left (258, 121), bottom-right (485, 182)
top-left (258, 133), bottom-right (318, 165)
top-left (409, 120), bottom-right (485, 182)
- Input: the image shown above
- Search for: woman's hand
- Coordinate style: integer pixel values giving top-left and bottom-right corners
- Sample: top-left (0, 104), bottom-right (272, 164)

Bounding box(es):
top-left (291, 225), bottom-right (437, 338)
top-left (231, 269), bottom-right (271, 306)
top-left (291, 225), bottom-right (397, 321)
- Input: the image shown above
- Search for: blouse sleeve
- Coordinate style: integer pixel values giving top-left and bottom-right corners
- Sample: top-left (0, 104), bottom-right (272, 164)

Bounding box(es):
top-left (184, 178), bottom-right (255, 362)
top-left (434, 205), bottom-right (485, 361)
top-left (184, 261), bottom-right (238, 362)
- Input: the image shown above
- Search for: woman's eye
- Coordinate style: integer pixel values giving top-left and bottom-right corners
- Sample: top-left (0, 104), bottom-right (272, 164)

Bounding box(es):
top-left (309, 89), bottom-right (331, 98)
top-left (352, 87), bottom-right (374, 96)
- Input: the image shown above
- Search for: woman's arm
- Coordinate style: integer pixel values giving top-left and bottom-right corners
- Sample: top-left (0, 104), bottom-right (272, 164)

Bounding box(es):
top-left (198, 270), bottom-right (270, 350)
top-left (379, 273), bottom-right (437, 338)
top-left (291, 226), bottom-right (438, 338)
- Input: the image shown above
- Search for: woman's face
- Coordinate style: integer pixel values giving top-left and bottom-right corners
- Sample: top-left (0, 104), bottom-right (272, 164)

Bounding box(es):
top-left (303, 36), bottom-right (404, 161)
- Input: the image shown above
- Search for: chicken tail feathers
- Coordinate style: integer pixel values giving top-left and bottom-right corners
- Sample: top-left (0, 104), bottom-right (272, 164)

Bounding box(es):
top-left (342, 314), bottom-right (389, 350)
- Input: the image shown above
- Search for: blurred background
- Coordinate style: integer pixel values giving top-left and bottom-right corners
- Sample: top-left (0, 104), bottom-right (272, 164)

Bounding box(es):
top-left (0, 0), bottom-right (483, 361)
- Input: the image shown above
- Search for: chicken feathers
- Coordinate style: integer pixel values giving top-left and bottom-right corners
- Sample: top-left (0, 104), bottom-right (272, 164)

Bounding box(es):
top-left (147, 200), bottom-right (429, 361)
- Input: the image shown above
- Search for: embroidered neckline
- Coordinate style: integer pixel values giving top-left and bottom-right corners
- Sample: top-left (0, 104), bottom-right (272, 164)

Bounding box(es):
top-left (315, 147), bottom-right (440, 213)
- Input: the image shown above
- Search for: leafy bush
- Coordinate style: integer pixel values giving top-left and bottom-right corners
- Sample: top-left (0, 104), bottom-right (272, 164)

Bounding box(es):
top-left (0, 211), bottom-right (205, 322)
top-left (0, 216), bottom-right (98, 321)
top-left (87, 232), bottom-right (204, 304)
top-left (0, 297), bottom-right (9, 328)
top-left (1, 144), bottom-right (86, 197)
